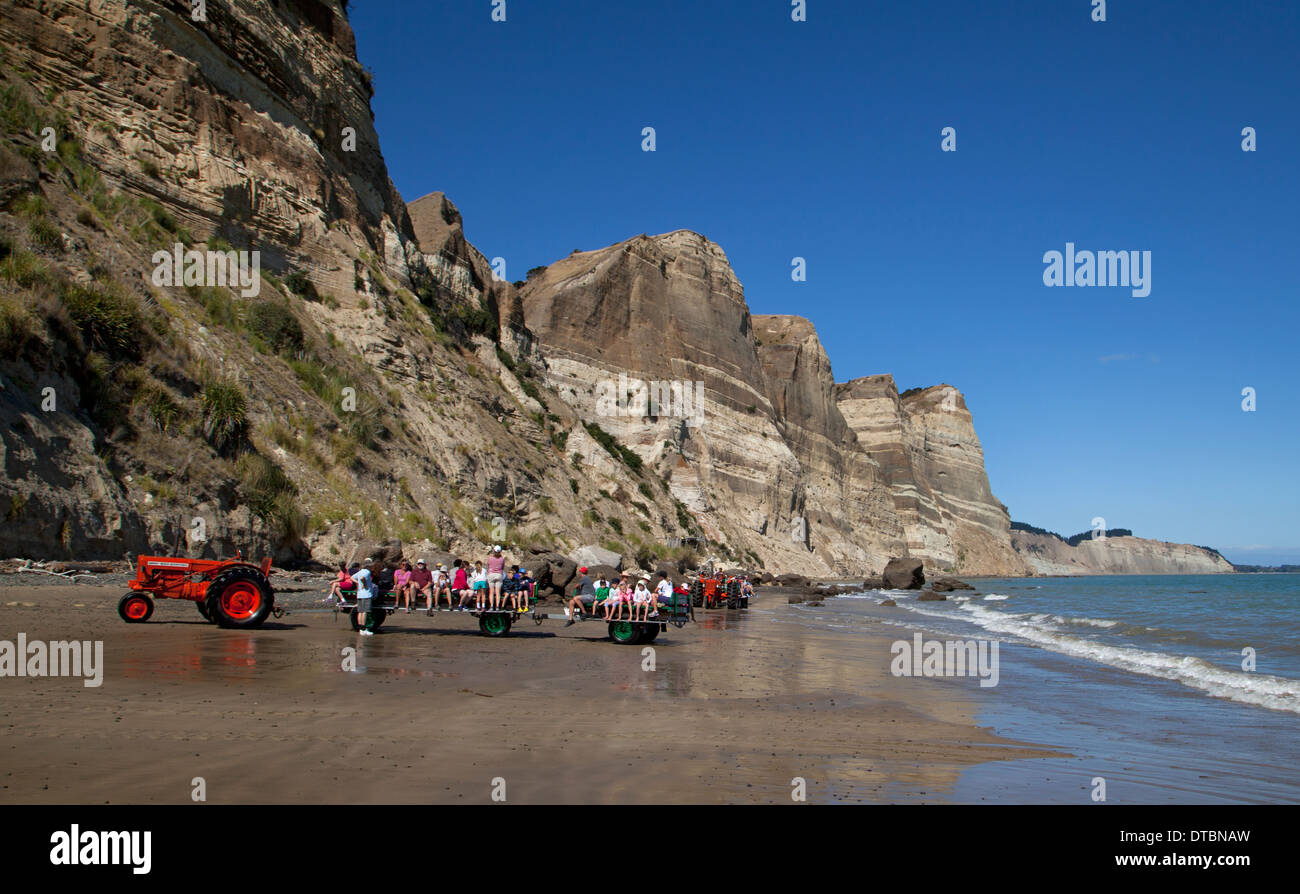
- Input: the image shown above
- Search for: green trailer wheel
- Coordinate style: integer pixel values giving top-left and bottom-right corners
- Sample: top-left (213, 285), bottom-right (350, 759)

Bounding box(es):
top-left (608, 620), bottom-right (641, 644)
top-left (479, 612), bottom-right (513, 637)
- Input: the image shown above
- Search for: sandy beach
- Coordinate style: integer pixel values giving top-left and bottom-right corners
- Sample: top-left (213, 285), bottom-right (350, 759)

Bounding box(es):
top-left (0, 578), bottom-right (1061, 804)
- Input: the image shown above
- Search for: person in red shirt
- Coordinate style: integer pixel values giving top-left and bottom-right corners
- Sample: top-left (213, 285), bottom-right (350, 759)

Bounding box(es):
top-left (452, 559), bottom-right (472, 611)
top-left (407, 559), bottom-right (434, 614)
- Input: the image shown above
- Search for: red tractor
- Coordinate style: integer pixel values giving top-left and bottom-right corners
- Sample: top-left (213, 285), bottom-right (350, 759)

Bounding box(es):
top-left (118, 552), bottom-right (277, 628)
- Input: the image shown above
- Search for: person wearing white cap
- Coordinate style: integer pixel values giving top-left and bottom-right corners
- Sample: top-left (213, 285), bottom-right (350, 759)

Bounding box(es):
top-left (408, 559), bottom-right (434, 613)
top-left (485, 544), bottom-right (506, 611)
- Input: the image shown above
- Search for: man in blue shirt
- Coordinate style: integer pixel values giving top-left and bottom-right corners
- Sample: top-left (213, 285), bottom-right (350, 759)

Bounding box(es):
top-left (351, 561), bottom-right (376, 636)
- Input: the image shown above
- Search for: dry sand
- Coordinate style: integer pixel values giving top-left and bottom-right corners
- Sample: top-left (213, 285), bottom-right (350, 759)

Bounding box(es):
top-left (0, 580), bottom-right (1060, 803)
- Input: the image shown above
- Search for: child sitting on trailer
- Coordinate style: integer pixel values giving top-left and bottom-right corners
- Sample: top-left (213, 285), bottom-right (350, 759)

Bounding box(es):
top-left (470, 561), bottom-right (488, 610)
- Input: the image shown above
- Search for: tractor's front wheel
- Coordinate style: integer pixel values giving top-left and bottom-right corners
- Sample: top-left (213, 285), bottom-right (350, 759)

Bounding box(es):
top-left (208, 567), bottom-right (274, 629)
top-left (196, 599), bottom-right (214, 622)
top-left (479, 613), bottom-right (512, 637)
top-left (118, 593), bottom-right (154, 623)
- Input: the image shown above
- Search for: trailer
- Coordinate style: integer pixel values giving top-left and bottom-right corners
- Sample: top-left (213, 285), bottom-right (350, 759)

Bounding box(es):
top-left (688, 574), bottom-right (749, 610)
top-left (333, 586), bottom-right (692, 644)
top-left (118, 552), bottom-right (279, 628)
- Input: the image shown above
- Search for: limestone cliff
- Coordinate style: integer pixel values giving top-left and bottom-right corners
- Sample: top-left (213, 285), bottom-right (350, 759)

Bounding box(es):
top-left (835, 376), bottom-right (1030, 576)
top-left (1011, 531), bottom-right (1234, 575)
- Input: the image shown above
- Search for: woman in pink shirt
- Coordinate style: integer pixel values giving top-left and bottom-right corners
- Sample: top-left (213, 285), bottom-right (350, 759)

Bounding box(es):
top-left (485, 545), bottom-right (506, 610)
top-left (393, 560), bottom-right (413, 612)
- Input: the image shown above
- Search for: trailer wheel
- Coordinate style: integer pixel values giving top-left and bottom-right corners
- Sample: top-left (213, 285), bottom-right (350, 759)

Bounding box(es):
top-left (608, 620), bottom-right (640, 644)
top-left (640, 624), bottom-right (661, 644)
top-left (118, 593), bottom-right (154, 623)
top-left (349, 607), bottom-right (387, 632)
top-left (479, 613), bottom-right (512, 637)
top-left (208, 567), bottom-right (274, 629)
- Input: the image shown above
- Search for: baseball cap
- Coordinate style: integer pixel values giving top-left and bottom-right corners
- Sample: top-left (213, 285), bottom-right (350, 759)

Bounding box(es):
top-left (579, 566), bottom-right (589, 574)
top-left (417, 559), bottom-right (426, 565)
top-left (493, 545), bottom-right (502, 553)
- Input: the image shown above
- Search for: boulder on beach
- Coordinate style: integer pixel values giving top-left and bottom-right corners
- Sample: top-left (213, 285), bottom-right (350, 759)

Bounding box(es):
top-left (930, 577), bottom-right (974, 592)
top-left (882, 557), bottom-right (925, 590)
top-left (880, 598), bottom-right (897, 607)
top-left (862, 576), bottom-right (885, 590)
top-left (777, 573), bottom-right (808, 587)
top-left (917, 590), bottom-right (946, 601)
top-left (571, 544), bottom-right (622, 571)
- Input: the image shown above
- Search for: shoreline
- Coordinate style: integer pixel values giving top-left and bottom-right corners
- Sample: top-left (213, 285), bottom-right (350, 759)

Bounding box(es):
top-left (0, 580), bottom-right (1062, 804)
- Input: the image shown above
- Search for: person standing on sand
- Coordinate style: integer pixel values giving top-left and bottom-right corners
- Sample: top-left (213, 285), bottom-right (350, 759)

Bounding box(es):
top-left (486, 545), bottom-right (506, 610)
top-left (352, 561), bottom-right (375, 636)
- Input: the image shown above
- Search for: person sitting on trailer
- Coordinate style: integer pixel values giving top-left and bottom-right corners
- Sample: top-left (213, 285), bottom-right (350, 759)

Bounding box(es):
top-left (564, 566), bottom-right (596, 626)
top-left (653, 571), bottom-right (674, 617)
top-left (394, 560), bottom-right (413, 612)
top-left (632, 576), bottom-right (654, 621)
top-left (406, 559), bottom-right (434, 614)
top-left (452, 559), bottom-right (473, 611)
top-left (514, 566), bottom-right (532, 611)
top-left (502, 564), bottom-right (520, 610)
top-left (351, 562), bottom-right (376, 636)
top-left (604, 575), bottom-right (631, 620)
top-left (432, 563), bottom-right (454, 609)
top-left (470, 560), bottom-right (488, 610)
top-left (327, 562), bottom-right (352, 603)
top-left (742, 577), bottom-right (755, 600)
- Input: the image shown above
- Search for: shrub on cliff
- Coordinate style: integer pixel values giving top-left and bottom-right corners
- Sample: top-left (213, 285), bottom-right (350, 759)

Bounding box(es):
top-left (200, 380), bottom-right (249, 456)
top-left (247, 300), bottom-right (304, 354)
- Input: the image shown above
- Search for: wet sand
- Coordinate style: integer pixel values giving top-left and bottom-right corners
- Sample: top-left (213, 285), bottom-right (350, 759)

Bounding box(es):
top-left (0, 581), bottom-right (1061, 803)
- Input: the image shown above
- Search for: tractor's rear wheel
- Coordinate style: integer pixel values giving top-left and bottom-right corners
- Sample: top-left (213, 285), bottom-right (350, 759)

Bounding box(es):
top-left (118, 593), bottom-right (154, 623)
top-left (479, 613), bottom-right (512, 637)
top-left (350, 607), bottom-right (387, 632)
top-left (208, 567), bottom-right (274, 629)
top-left (727, 593), bottom-right (739, 610)
top-left (608, 620), bottom-right (640, 644)
top-left (689, 581), bottom-right (703, 608)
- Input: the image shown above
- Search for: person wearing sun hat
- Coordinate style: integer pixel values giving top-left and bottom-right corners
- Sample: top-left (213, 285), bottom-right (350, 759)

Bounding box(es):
top-left (564, 566), bottom-right (596, 626)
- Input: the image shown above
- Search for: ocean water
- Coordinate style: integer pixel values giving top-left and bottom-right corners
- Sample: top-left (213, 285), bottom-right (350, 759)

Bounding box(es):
top-left (787, 573), bottom-right (1300, 803)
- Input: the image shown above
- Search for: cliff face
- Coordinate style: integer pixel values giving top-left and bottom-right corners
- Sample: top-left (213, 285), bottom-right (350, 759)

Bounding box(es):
top-left (835, 376), bottom-right (1030, 576)
top-left (1011, 531), bottom-right (1234, 575)
top-left (519, 239), bottom-right (1025, 576)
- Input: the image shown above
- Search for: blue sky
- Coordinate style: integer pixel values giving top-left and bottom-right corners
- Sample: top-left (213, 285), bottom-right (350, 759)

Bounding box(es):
top-left (351, 1), bottom-right (1299, 564)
